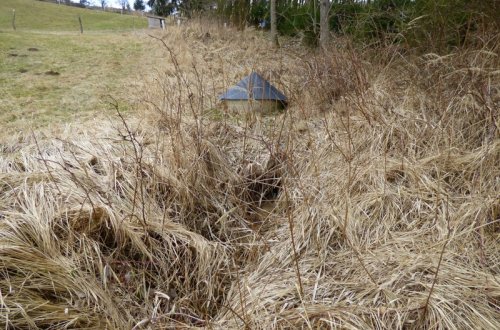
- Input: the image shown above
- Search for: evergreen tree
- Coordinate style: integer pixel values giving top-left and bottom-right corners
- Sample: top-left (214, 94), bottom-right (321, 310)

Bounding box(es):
top-left (133, 0), bottom-right (146, 11)
top-left (147, 0), bottom-right (177, 16)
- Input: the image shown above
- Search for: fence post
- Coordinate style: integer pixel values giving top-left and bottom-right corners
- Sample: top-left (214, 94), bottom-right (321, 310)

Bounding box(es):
top-left (12, 9), bottom-right (16, 31)
top-left (78, 15), bottom-right (83, 34)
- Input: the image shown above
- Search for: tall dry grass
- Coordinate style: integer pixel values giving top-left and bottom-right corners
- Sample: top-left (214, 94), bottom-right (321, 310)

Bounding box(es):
top-left (1, 21), bottom-right (499, 328)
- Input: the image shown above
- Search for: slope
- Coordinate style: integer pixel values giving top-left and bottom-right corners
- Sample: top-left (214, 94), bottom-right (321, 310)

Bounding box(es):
top-left (0, 0), bottom-right (146, 31)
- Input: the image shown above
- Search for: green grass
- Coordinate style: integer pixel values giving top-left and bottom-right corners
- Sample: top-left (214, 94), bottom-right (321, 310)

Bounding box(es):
top-left (0, 0), bottom-right (147, 32)
top-left (0, 31), bottom-right (150, 131)
top-left (0, 0), bottom-right (152, 133)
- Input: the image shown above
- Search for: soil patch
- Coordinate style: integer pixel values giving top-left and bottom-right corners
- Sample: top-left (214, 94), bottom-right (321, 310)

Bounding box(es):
top-left (45, 70), bottom-right (60, 76)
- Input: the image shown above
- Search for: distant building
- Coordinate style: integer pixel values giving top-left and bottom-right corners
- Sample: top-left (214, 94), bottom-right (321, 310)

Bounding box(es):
top-left (146, 15), bottom-right (165, 29)
top-left (219, 72), bottom-right (287, 113)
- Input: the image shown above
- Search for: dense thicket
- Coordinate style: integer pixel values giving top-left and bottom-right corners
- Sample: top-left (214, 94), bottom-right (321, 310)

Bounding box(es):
top-left (151, 0), bottom-right (499, 50)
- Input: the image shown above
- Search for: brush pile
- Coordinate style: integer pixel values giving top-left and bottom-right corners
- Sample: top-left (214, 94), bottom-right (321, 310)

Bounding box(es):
top-left (1, 22), bottom-right (499, 329)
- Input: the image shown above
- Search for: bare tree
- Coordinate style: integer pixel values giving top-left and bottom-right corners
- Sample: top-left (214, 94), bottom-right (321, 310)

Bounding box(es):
top-left (101, 0), bottom-right (107, 10)
top-left (119, 0), bottom-right (129, 13)
top-left (320, 0), bottom-right (330, 48)
top-left (270, 0), bottom-right (278, 46)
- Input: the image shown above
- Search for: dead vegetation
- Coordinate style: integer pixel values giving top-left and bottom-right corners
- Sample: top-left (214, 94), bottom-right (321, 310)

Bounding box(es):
top-left (0, 20), bottom-right (499, 329)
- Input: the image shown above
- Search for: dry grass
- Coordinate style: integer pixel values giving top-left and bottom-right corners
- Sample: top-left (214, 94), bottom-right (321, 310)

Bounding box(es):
top-left (0, 20), bottom-right (499, 329)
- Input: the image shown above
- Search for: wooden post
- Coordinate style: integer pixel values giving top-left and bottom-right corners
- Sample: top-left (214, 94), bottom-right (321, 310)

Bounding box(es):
top-left (78, 15), bottom-right (83, 34)
top-left (12, 9), bottom-right (16, 31)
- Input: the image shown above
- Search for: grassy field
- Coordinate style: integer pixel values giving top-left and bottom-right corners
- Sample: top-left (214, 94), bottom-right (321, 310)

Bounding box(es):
top-left (0, 0), bottom-right (150, 133)
top-left (0, 2), bottom-right (499, 329)
top-left (0, 31), bottom-right (149, 131)
top-left (0, 0), bottom-right (146, 31)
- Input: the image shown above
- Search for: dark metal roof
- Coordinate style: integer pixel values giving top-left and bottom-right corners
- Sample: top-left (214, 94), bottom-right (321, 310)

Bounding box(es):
top-left (219, 72), bottom-right (287, 102)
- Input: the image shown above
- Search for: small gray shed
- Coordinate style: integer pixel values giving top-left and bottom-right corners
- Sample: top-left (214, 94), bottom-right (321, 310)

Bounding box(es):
top-left (146, 15), bottom-right (166, 29)
top-left (219, 72), bottom-right (287, 113)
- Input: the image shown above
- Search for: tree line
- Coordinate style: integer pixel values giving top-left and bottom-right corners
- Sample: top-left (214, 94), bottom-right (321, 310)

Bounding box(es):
top-left (142, 0), bottom-right (499, 51)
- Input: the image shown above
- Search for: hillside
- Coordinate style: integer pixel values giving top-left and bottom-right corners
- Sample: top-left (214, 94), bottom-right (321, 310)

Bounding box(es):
top-left (0, 0), bottom-right (146, 31)
top-left (0, 0), bottom-right (153, 133)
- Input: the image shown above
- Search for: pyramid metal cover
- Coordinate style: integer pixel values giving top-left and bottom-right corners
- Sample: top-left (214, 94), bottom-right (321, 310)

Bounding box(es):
top-left (219, 72), bottom-right (287, 102)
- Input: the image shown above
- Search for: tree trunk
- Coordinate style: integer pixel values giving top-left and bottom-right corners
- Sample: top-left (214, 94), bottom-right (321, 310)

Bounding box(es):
top-left (320, 0), bottom-right (330, 48)
top-left (270, 0), bottom-right (278, 46)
